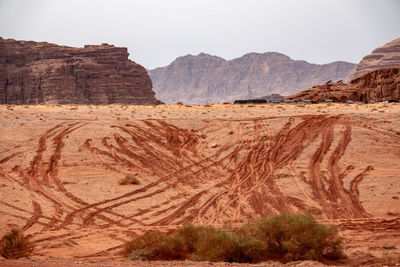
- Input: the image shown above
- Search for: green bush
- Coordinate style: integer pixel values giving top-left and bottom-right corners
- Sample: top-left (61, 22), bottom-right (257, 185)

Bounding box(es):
top-left (253, 213), bottom-right (344, 261)
top-left (124, 231), bottom-right (188, 261)
top-left (194, 227), bottom-right (233, 261)
top-left (174, 224), bottom-right (203, 254)
top-left (155, 236), bottom-right (187, 260)
top-left (124, 213), bottom-right (345, 263)
top-left (124, 231), bottom-right (166, 260)
top-left (0, 228), bottom-right (34, 259)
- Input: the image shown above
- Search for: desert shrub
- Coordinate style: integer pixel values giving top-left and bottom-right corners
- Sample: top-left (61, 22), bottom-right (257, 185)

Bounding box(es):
top-left (197, 231), bottom-right (263, 263)
top-left (124, 213), bottom-right (344, 263)
top-left (155, 235), bottom-right (187, 260)
top-left (174, 224), bottom-right (203, 253)
top-left (124, 231), bottom-right (166, 260)
top-left (124, 231), bottom-right (188, 261)
top-left (253, 213), bottom-right (344, 262)
top-left (193, 227), bottom-right (232, 261)
top-left (0, 228), bottom-right (34, 259)
top-left (382, 244), bottom-right (396, 250)
top-left (118, 174), bottom-right (140, 185)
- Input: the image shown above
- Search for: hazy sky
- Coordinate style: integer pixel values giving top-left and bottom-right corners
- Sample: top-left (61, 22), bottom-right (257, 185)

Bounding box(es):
top-left (0, 0), bottom-right (399, 69)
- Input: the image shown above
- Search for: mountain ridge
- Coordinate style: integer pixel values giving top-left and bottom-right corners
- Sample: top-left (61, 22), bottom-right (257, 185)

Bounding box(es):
top-left (149, 52), bottom-right (356, 104)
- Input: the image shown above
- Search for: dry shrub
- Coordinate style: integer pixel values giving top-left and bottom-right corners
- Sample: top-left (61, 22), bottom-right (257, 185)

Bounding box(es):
top-left (252, 213), bottom-right (344, 262)
top-left (174, 224), bottom-right (202, 253)
top-left (124, 213), bottom-right (344, 263)
top-left (124, 232), bottom-right (166, 260)
top-left (0, 228), bottom-right (34, 259)
top-left (194, 227), bottom-right (263, 263)
top-left (118, 174), bottom-right (140, 185)
top-left (382, 244), bottom-right (396, 250)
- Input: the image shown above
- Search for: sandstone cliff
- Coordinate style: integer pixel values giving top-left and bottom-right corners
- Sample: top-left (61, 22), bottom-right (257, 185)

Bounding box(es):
top-left (286, 67), bottom-right (400, 103)
top-left (350, 37), bottom-right (400, 80)
top-left (0, 37), bottom-right (160, 105)
top-left (149, 52), bottom-right (356, 104)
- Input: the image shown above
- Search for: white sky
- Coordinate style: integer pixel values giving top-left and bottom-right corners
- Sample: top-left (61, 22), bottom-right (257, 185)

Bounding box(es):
top-left (0, 0), bottom-right (399, 69)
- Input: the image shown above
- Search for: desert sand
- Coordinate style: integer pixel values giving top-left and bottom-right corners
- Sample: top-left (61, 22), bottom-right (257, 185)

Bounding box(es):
top-left (0, 103), bottom-right (399, 265)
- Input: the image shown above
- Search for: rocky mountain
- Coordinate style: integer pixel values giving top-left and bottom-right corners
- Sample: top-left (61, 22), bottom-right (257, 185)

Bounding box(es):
top-left (149, 52), bottom-right (356, 104)
top-left (286, 66), bottom-right (400, 103)
top-left (0, 37), bottom-right (161, 105)
top-left (350, 37), bottom-right (400, 81)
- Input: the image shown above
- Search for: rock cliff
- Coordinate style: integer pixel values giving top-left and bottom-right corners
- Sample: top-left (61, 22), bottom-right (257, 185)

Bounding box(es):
top-left (285, 66), bottom-right (400, 103)
top-left (0, 37), bottom-right (160, 105)
top-left (149, 52), bottom-right (356, 104)
top-left (350, 37), bottom-right (400, 80)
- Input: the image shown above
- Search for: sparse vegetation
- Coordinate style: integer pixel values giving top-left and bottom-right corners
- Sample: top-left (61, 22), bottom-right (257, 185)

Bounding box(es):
top-left (118, 174), bottom-right (140, 185)
top-left (0, 228), bottom-right (34, 259)
top-left (382, 244), bottom-right (396, 250)
top-left (124, 213), bottom-right (344, 263)
top-left (247, 213), bottom-right (344, 262)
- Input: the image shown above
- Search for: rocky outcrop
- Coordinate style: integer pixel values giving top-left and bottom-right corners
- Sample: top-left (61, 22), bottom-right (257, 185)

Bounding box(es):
top-left (258, 94), bottom-right (285, 102)
top-left (0, 37), bottom-right (160, 105)
top-left (149, 52), bottom-right (356, 104)
top-left (350, 38), bottom-right (400, 80)
top-left (285, 67), bottom-right (400, 103)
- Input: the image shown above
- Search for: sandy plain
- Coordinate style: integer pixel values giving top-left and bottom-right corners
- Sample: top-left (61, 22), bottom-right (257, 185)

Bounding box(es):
top-left (0, 103), bottom-right (399, 266)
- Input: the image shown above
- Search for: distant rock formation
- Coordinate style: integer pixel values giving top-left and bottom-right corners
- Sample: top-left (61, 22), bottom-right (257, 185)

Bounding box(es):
top-left (286, 67), bottom-right (400, 103)
top-left (350, 37), bottom-right (400, 80)
top-left (258, 94), bottom-right (285, 102)
top-left (231, 94), bottom-right (284, 104)
top-left (0, 37), bottom-right (161, 105)
top-left (148, 52), bottom-right (356, 104)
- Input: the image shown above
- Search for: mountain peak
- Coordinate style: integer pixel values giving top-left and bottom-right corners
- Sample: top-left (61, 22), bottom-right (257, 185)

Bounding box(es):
top-left (350, 37), bottom-right (400, 80)
top-left (149, 51), bottom-right (356, 104)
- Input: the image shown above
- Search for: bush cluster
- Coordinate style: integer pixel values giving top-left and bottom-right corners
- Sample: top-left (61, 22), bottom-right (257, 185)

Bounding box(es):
top-left (118, 174), bottom-right (140, 185)
top-left (124, 213), bottom-right (344, 263)
top-left (0, 228), bottom-right (34, 259)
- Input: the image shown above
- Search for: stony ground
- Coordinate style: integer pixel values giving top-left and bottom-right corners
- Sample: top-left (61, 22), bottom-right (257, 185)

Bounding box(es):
top-left (0, 103), bottom-right (399, 266)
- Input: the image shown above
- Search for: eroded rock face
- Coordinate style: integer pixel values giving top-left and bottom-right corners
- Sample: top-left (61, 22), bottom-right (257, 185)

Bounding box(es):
top-left (286, 67), bottom-right (400, 103)
top-left (0, 37), bottom-right (160, 105)
top-left (149, 52), bottom-right (356, 104)
top-left (350, 38), bottom-right (400, 80)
